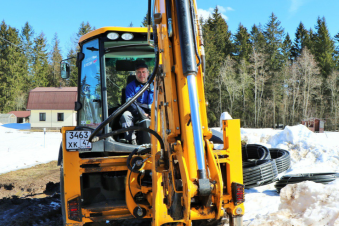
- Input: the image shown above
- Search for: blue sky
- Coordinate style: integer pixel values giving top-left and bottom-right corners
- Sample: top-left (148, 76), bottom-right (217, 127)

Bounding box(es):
top-left (1, 0), bottom-right (338, 57)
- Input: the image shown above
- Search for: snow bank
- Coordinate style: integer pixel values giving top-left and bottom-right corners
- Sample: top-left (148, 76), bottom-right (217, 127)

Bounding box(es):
top-left (249, 179), bottom-right (339, 226)
top-left (241, 124), bottom-right (339, 174)
top-left (0, 123), bottom-right (61, 175)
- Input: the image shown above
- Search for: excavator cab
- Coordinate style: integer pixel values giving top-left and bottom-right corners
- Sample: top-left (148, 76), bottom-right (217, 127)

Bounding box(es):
top-left (76, 28), bottom-right (155, 131)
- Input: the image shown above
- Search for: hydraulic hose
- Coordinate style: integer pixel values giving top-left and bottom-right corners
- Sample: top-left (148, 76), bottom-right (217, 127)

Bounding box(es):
top-left (127, 147), bottom-right (152, 173)
top-left (95, 126), bottom-right (164, 151)
top-left (189, 0), bottom-right (201, 67)
top-left (89, 26), bottom-right (159, 143)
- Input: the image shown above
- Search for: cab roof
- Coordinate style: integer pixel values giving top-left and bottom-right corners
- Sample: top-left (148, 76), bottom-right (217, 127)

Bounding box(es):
top-left (79, 27), bottom-right (149, 44)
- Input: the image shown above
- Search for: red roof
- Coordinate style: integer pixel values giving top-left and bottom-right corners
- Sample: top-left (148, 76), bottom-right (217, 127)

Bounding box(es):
top-left (8, 111), bottom-right (31, 118)
top-left (26, 87), bottom-right (77, 110)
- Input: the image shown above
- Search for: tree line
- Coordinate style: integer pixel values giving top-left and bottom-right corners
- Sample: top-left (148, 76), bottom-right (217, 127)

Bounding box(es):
top-left (1, 9), bottom-right (339, 130)
top-left (202, 8), bottom-right (339, 130)
top-left (0, 21), bottom-right (94, 113)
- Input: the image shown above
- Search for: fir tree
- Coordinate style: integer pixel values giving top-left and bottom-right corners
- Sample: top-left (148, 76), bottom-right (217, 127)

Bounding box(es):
top-left (313, 16), bottom-right (335, 79)
top-left (250, 24), bottom-right (266, 52)
top-left (32, 32), bottom-right (50, 87)
top-left (233, 23), bottom-right (251, 62)
top-left (282, 33), bottom-right (293, 62)
top-left (291, 22), bottom-right (309, 60)
top-left (20, 22), bottom-right (34, 77)
top-left (202, 7), bottom-right (233, 126)
top-left (141, 12), bottom-right (151, 27)
top-left (50, 33), bottom-right (63, 87)
top-left (0, 21), bottom-right (28, 112)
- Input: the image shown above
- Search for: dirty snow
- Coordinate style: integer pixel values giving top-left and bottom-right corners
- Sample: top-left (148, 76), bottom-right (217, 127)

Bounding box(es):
top-left (1, 122), bottom-right (339, 225)
top-left (240, 125), bottom-right (339, 225)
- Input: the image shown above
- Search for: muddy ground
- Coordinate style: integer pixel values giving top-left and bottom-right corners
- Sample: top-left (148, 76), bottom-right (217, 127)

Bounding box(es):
top-left (0, 161), bottom-right (153, 226)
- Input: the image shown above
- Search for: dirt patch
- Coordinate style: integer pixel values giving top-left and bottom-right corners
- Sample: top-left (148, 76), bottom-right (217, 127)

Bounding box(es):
top-left (0, 161), bottom-right (60, 199)
top-left (0, 161), bottom-right (62, 226)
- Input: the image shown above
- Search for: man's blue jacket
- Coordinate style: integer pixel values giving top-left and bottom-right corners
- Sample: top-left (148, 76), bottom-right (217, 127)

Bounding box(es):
top-left (125, 80), bottom-right (154, 118)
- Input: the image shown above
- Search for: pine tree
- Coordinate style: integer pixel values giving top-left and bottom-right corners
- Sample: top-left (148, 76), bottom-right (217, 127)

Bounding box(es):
top-left (203, 7), bottom-right (233, 126)
top-left (334, 32), bottom-right (339, 68)
top-left (263, 13), bottom-right (285, 71)
top-left (32, 32), bottom-right (50, 87)
top-left (233, 23), bottom-right (251, 62)
top-left (282, 33), bottom-right (293, 62)
top-left (50, 33), bottom-right (63, 87)
top-left (313, 17), bottom-right (335, 79)
top-left (141, 12), bottom-right (151, 27)
top-left (250, 24), bottom-right (265, 52)
top-left (291, 22), bottom-right (310, 60)
top-left (263, 13), bottom-right (285, 127)
top-left (67, 48), bottom-right (78, 87)
top-left (0, 21), bottom-right (28, 112)
top-left (67, 22), bottom-right (95, 88)
top-left (20, 22), bottom-right (34, 77)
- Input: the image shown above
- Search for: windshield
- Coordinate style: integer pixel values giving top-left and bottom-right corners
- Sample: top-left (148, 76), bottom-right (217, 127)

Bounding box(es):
top-left (104, 45), bottom-right (155, 108)
top-left (79, 39), bottom-right (102, 129)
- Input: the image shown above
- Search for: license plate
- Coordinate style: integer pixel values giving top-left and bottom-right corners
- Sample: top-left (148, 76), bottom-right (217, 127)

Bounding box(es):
top-left (65, 131), bottom-right (92, 151)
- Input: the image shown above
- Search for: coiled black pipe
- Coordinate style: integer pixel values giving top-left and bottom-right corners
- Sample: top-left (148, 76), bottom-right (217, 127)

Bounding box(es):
top-left (242, 144), bottom-right (271, 161)
top-left (275, 172), bottom-right (339, 193)
top-left (243, 159), bottom-right (278, 188)
top-left (269, 148), bottom-right (291, 174)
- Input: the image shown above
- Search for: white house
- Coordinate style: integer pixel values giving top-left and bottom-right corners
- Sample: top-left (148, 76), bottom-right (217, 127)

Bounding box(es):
top-left (26, 87), bottom-right (77, 129)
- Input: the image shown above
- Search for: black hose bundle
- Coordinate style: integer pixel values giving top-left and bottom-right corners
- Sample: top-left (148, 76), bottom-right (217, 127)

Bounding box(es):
top-left (274, 172), bottom-right (339, 193)
top-left (269, 148), bottom-right (291, 174)
top-left (242, 144), bottom-right (271, 161)
top-left (243, 159), bottom-right (279, 188)
top-left (242, 144), bottom-right (271, 167)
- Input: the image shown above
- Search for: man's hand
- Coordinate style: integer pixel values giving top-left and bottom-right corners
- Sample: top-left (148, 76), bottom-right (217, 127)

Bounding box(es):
top-left (144, 113), bottom-right (151, 119)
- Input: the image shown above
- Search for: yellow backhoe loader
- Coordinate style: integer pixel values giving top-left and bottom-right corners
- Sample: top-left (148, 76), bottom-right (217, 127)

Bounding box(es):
top-left (59, 0), bottom-right (244, 225)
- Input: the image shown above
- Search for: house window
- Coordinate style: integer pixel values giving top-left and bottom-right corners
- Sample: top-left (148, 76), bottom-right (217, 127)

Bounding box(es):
top-left (57, 113), bottom-right (64, 121)
top-left (39, 113), bottom-right (46, 121)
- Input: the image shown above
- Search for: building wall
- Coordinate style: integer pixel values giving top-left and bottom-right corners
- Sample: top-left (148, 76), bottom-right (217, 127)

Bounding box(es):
top-left (30, 110), bottom-right (76, 128)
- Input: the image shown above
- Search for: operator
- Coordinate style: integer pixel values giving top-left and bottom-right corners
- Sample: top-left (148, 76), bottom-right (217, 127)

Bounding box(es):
top-left (119, 63), bottom-right (154, 145)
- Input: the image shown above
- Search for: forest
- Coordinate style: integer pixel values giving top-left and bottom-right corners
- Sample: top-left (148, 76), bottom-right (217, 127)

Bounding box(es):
top-left (0, 7), bottom-right (339, 129)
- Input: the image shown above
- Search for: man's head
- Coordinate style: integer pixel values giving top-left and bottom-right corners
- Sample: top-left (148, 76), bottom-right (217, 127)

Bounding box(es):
top-left (135, 63), bottom-right (149, 84)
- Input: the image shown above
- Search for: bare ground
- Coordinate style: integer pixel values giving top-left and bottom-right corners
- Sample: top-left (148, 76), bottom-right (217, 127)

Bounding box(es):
top-left (0, 161), bottom-right (62, 226)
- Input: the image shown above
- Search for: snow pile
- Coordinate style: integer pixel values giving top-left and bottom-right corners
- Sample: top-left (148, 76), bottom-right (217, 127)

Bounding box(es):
top-left (241, 124), bottom-right (339, 225)
top-left (250, 180), bottom-right (339, 226)
top-left (0, 123), bottom-right (61, 175)
top-left (241, 125), bottom-right (339, 174)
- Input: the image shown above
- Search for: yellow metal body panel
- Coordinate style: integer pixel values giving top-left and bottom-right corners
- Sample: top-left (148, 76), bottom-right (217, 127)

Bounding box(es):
top-left (79, 27), bottom-right (149, 44)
